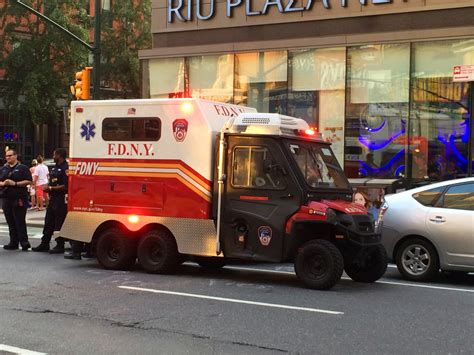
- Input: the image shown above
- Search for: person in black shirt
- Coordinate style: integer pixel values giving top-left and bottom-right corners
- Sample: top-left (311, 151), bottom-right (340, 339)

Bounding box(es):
top-left (0, 149), bottom-right (33, 251)
top-left (32, 148), bottom-right (69, 253)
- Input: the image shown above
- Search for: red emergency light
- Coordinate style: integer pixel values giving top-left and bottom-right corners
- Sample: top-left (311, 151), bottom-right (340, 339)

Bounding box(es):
top-left (128, 215), bottom-right (140, 224)
top-left (180, 102), bottom-right (194, 115)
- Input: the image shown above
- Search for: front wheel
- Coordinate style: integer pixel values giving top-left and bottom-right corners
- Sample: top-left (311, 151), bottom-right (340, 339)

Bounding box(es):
top-left (96, 228), bottom-right (137, 270)
top-left (344, 245), bottom-right (388, 282)
top-left (295, 239), bottom-right (344, 290)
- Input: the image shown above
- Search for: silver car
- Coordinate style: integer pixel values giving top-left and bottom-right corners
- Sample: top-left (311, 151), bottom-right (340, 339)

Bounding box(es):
top-left (380, 177), bottom-right (474, 281)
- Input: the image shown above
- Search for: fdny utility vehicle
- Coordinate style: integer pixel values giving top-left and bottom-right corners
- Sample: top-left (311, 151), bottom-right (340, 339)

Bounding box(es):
top-left (59, 99), bottom-right (387, 290)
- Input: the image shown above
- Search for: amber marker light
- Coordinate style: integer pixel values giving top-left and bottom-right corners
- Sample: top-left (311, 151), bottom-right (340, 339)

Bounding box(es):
top-left (180, 102), bottom-right (194, 115)
top-left (128, 215), bottom-right (139, 224)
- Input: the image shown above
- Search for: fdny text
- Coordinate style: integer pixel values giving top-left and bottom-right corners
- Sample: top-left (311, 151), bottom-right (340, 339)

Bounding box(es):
top-left (107, 143), bottom-right (154, 157)
top-left (75, 162), bottom-right (100, 176)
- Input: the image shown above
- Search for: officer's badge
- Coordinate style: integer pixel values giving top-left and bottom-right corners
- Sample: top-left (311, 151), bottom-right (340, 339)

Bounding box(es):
top-left (173, 119), bottom-right (188, 142)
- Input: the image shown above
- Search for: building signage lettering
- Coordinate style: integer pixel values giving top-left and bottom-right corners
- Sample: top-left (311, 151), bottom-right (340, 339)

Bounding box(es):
top-left (168, 0), bottom-right (393, 23)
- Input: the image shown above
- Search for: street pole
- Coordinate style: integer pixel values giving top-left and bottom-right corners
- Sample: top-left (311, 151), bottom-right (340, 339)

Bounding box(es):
top-left (93, 0), bottom-right (101, 100)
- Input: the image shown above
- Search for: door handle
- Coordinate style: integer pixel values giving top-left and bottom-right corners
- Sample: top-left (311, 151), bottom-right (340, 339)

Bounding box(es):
top-left (429, 216), bottom-right (446, 223)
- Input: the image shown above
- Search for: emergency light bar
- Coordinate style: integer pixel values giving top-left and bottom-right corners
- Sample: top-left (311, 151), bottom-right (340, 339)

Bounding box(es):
top-left (228, 113), bottom-right (322, 139)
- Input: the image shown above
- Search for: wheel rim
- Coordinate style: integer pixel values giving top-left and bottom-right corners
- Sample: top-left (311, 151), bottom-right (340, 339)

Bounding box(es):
top-left (102, 236), bottom-right (121, 262)
top-left (304, 254), bottom-right (328, 279)
top-left (147, 240), bottom-right (164, 265)
top-left (401, 244), bottom-right (431, 276)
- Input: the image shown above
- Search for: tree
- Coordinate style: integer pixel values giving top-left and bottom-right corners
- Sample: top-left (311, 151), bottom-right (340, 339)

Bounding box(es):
top-left (0, 0), bottom-right (90, 152)
top-left (100, 0), bottom-right (151, 99)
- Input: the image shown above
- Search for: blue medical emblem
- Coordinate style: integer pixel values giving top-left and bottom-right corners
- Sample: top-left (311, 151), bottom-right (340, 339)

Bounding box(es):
top-left (80, 120), bottom-right (96, 141)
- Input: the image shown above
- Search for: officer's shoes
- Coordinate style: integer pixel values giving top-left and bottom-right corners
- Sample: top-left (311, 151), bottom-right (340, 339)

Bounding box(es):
top-left (21, 242), bottom-right (31, 251)
top-left (3, 244), bottom-right (19, 250)
top-left (48, 245), bottom-right (65, 254)
top-left (32, 243), bottom-right (50, 252)
top-left (64, 252), bottom-right (82, 260)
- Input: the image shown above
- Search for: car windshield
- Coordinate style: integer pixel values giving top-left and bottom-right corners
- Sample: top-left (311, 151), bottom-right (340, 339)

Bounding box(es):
top-left (286, 140), bottom-right (350, 190)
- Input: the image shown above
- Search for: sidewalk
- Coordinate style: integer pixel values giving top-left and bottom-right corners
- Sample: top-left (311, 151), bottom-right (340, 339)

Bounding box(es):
top-left (0, 208), bottom-right (46, 227)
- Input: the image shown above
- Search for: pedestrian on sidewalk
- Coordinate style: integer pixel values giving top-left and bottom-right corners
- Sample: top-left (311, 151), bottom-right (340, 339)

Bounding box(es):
top-left (0, 149), bottom-right (33, 251)
top-left (32, 148), bottom-right (69, 254)
top-left (33, 155), bottom-right (49, 211)
top-left (28, 159), bottom-right (38, 210)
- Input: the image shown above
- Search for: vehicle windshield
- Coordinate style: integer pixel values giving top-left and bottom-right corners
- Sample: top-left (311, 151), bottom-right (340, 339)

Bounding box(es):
top-left (286, 140), bottom-right (350, 190)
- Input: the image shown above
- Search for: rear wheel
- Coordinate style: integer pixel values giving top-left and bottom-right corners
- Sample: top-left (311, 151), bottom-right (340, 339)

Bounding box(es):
top-left (137, 229), bottom-right (179, 274)
top-left (96, 228), bottom-right (136, 270)
top-left (195, 257), bottom-right (226, 269)
top-left (395, 238), bottom-right (439, 281)
top-left (295, 239), bottom-right (344, 290)
top-left (344, 245), bottom-right (387, 282)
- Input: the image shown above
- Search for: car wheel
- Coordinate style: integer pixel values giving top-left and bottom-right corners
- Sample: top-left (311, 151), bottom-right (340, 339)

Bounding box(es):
top-left (137, 229), bottom-right (180, 274)
top-left (295, 239), bottom-right (344, 290)
top-left (396, 238), bottom-right (439, 281)
top-left (96, 228), bottom-right (136, 270)
top-left (345, 245), bottom-right (388, 283)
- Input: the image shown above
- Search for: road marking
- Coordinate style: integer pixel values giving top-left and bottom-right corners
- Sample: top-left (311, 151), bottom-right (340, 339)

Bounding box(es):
top-left (222, 266), bottom-right (474, 294)
top-left (119, 285), bottom-right (344, 315)
top-left (0, 344), bottom-right (46, 355)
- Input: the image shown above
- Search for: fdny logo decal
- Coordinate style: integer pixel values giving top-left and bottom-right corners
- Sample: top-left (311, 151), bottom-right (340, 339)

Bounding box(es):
top-left (75, 162), bottom-right (99, 175)
top-left (173, 119), bottom-right (188, 142)
top-left (258, 226), bottom-right (272, 246)
top-left (80, 120), bottom-right (96, 141)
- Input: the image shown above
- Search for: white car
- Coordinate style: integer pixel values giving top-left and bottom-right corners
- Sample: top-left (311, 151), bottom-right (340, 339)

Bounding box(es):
top-left (380, 177), bottom-right (474, 281)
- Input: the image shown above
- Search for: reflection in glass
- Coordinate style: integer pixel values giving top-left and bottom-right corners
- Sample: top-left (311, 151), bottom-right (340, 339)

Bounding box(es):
top-left (234, 51), bottom-right (288, 113)
top-left (410, 39), bottom-right (474, 181)
top-left (345, 44), bottom-right (410, 179)
top-left (289, 48), bottom-right (346, 164)
top-left (189, 55), bottom-right (234, 103)
top-left (149, 58), bottom-right (186, 98)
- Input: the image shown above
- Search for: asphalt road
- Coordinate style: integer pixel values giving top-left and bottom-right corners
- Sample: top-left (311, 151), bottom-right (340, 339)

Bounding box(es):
top-left (0, 227), bottom-right (473, 355)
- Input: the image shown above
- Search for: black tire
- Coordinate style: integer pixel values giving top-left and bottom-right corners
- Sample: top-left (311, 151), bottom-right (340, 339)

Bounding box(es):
top-left (137, 229), bottom-right (179, 274)
top-left (395, 238), bottom-right (439, 282)
top-left (96, 228), bottom-right (137, 270)
top-left (195, 257), bottom-right (226, 269)
top-left (344, 245), bottom-right (388, 282)
top-left (294, 239), bottom-right (344, 290)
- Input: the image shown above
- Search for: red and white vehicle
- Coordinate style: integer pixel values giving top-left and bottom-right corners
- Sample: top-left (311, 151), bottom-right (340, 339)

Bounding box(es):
top-left (58, 98), bottom-right (387, 290)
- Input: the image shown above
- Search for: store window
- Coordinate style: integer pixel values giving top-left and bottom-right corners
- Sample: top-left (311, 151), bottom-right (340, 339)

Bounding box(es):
top-left (289, 48), bottom-right (346, 164)
top-left (234, 51), bottom-right (288, 113)
top-left (149, 58), bottom-right (186, 98)
top-left (188, 54), bottom-right (234, 103)
top-left (345, 44), bottom-right (410, 179)
top-left (410, 39), bottom-right (474, 182)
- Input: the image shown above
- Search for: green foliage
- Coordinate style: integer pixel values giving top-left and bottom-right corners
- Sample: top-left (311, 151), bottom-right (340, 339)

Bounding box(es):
top-left (1, 0), bottom-right (90, 127)
top-left (100, 0), bottom-right (152, 98)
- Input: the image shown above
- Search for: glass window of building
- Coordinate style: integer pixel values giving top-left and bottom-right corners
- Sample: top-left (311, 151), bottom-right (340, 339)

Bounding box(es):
top-left (234, 51), bottom-right (288, 113)
top-left (289, 47), bottom-right (346, 164)
top-left (188, 54), bottom-right (234, 103)
top-left (345, 44), bottom-right (410, 179)
top-left (410, 39), bottom-right (474, 182)
top-left (149, 58), bottom-right (186, 98)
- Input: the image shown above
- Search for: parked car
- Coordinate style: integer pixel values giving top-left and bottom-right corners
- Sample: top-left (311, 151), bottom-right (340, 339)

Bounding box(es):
top-left (379, 177), bottom-right (474, 281)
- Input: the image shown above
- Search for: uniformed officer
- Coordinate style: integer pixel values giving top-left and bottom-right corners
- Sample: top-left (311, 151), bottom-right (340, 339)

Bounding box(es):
top-left (0, 149), bottom-right (33, 251)
top-left (32, 148), bottom-right (69, 253)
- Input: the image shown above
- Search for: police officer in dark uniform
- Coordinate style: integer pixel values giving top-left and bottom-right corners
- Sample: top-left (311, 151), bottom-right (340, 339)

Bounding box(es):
top-left (32, 148), bottom-right (68, 253)
top-left (0, 149), bottom-right (33, 251)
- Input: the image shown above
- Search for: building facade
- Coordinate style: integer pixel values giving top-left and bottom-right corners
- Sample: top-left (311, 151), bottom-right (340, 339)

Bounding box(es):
top-left (140, 0), bottom-right (474, 184)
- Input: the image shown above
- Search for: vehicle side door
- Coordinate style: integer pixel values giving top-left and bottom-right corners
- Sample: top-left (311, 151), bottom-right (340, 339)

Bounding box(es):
top-left (426, 182), bottom-right (474, 267)
top-left (220, 136), bottom-right (301, 262)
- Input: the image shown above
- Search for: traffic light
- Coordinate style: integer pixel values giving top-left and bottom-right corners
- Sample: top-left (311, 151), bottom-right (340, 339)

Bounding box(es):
top-left (73, 67), bottom-right (92, 100)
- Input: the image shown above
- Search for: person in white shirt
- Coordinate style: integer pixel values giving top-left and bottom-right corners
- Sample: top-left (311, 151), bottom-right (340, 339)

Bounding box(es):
top-left (33, 155), bottom-right (49, 211)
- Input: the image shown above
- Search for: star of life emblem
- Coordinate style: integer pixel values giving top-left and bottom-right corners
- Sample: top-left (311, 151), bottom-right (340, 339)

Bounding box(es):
top-left (80, 120), bottom-right (96, 141)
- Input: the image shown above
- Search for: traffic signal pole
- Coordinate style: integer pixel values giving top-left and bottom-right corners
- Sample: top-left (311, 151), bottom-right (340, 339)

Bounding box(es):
top-left (13, 0), bottom-right (101, 99)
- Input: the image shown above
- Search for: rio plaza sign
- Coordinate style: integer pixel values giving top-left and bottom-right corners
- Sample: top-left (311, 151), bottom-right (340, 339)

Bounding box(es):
top-left (168, 0), bottom-right (393, 22)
